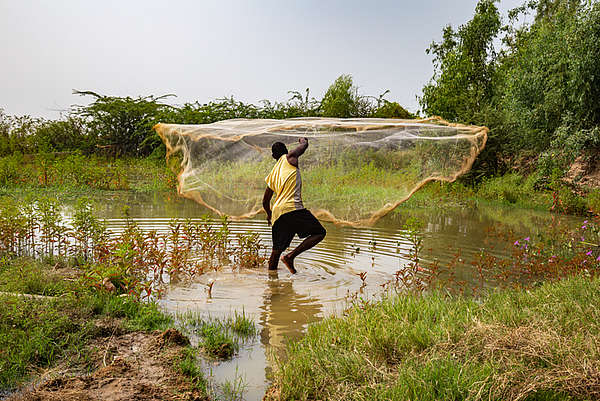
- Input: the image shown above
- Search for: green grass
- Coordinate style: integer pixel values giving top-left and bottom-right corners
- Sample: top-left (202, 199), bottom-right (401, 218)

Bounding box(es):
top-left (178, 310), bottom-right (257, 359)
top-left (402, 172), bottom-right (596, 216)
top-left (0, 257), bottom-right (172, 390)
top-left (269, 276), bottom-right (600, 401)
top-left (177, 347), bottom-right (208, 392)
top-left (199, 324), bottom-right (237, 359)
top-left (0, 153), bottom-right (592, 219)
top-left (0, 257), bottom-right (78, 296)
top-left (227, 310), bottom-right (256, 337)
top-left (0, 294), bottom-right (94, 389)
top-left (0, 154), bottom-right (177, 194)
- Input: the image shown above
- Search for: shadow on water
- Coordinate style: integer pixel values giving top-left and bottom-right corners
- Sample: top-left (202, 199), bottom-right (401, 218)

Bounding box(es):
top-left (86, 191), bottom-right (580, 400)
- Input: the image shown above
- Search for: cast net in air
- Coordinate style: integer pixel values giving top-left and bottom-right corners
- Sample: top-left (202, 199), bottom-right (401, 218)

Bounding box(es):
top-left (154, 117), bottom-right (487, 226)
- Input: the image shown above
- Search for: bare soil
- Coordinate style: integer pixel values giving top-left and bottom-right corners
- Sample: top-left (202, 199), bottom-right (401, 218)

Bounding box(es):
top-left (565, 156), bottom-right (600, 188)
top-left (9, 328), bottom-right (205, 401)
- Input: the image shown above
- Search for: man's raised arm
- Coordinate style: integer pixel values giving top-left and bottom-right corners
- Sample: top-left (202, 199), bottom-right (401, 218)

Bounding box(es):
top-left (286, 137), bottom-right (308, 167)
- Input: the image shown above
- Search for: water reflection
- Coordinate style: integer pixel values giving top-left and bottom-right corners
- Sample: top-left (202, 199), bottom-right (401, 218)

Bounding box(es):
top-left (260, 270), bottom-right (322, 346)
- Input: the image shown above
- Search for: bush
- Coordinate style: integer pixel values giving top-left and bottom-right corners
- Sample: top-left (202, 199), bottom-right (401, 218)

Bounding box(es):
top-left (0, 155), bottom-right (22, 186)
top-left (373, 101), bottom-right (414, 119)
top-left (321, 74), bottom-right (375, 118)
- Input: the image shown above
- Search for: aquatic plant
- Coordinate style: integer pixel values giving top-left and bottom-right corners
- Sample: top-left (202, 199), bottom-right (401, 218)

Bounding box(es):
top-left (178, 311), bottom-right (257, 360)
top-left (234, 231), bottom-right (267, 269)
top-left (0, 197), bottom-right (266, 301)
top-left (386, 215), bottom-right (600, 299)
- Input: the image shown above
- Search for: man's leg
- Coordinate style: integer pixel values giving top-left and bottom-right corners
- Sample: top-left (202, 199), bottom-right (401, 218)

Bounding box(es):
top-left (268, 249), bottom-right (283, 271)
top-left (281, 233), bottom-right (325, 274)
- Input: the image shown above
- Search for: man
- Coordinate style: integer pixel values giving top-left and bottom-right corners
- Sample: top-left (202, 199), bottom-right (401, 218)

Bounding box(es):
top-left (263, 137), bottom-right (326, 274)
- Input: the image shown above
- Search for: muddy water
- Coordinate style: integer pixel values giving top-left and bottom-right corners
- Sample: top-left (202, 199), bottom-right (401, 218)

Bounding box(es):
top-left (91, 193), bottom-right (578, 400)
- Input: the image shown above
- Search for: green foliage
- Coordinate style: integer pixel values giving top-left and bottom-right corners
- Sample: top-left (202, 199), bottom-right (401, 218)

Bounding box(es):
top-left (321, 74), bottom-right (374, 118)
top-left (271, 277), bottom-right (600, 400)
top-left (1, 77), bottom-right (414, 159)
top-left (421, 0), bottom-right (600, 180)
top-left (0, 154), bottom-right (175, 191)
top-left (420, 0), bottom-right (501, 123)
top-left (33, 117), bottom-right (93, 154)
top-left (0, 258), bottom-right (77, 296)
top-left (0, 295), bottom-right (94, 389)
top-left (538, 122), bottom-right (600, 177)
top-left (373, 101), bottom-right (414, 119)
top-left (72, 90), bottom-right (175, 157)
top-left (227, 310), bottom-right (257, 337)
top-left (0, 154), bottom-right (22, 186)
top-left (587, 189), bottom-right (600, 215)
top-left (177, 347), bottom-right (207, 392)
top-left (198, 323), bottom-right (237, 359)
top-left (477, 173), bottom-right (539, 204)
top-left (0, 109), bottom-right (12, 156)
top-left (179, 311), bottom-right (257, 359)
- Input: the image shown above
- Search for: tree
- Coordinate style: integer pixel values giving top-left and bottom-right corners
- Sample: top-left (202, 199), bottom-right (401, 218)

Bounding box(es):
top-left (320, 75), bottom-right (373, 118)
top-left (419, 0), bottom-right (501, 123)
top-left (72, 90), bottom-right (175, 157)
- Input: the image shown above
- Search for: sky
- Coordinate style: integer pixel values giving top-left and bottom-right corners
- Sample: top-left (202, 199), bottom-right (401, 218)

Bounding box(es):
top-left (0, 0), bottom-right (525, 119)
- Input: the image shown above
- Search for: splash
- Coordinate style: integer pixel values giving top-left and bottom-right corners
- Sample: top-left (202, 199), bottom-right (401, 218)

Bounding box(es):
top-left (154, 117), bottom-right (487, 226)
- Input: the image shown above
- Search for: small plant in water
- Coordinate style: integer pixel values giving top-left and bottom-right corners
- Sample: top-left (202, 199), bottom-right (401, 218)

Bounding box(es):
top-left (206, 280), bottom-right (215, 298)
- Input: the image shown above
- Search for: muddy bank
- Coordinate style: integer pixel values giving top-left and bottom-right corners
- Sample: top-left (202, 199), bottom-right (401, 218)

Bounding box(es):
top-left (9, 329), bottom-right (204, 401)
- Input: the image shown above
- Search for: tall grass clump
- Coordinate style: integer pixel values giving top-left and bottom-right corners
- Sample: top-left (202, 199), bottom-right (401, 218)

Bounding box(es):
top-left (177, 347), bottom-right (208, 392)
top-left (178, 311), bottom-right (257, 360)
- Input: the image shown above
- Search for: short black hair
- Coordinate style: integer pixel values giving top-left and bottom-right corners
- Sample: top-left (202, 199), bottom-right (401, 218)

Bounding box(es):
top-left (272, 142), bottom-right (288, 160)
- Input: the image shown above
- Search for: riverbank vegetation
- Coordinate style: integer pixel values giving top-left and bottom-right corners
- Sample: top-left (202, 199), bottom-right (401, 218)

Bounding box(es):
top-left (268, 212), bottom-right (600, 400)
top-left (0, 196), bottom-right (263, 398)
top-left (268, 276), bottom-right (600, 400)
top-left (420, 0), bottom-right (600, 186)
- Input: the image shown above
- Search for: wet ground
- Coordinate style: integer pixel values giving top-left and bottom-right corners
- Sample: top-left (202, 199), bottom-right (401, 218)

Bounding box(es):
top-left (85, 192), bottom-right (579, 400)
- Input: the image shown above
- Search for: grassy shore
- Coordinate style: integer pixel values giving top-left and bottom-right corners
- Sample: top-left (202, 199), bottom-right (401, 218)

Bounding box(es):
top-left (0, 256), bottom-right (213, 399)
top-left (1, 154), bottom-right (598, 218)
top-left (268, 276), bottom-right (600, 401)
top-left (0, 153), bottom-right (177, 194)
top-left (404, 174), bottom-right (600, 216)
top-left (0, 253), bottom-right (261, 399)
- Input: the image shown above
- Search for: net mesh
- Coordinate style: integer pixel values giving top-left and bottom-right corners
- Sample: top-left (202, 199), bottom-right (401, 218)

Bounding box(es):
top-left (154, 117), bottom-right (487, 226)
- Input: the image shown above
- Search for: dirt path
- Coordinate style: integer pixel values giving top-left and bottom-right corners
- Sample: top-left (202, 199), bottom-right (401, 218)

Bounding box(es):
top-left (9, 328), bottom-right (206, 401)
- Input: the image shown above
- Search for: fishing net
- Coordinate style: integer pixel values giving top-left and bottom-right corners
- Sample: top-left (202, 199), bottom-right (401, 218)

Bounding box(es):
top-left (154, 117), bottom-right (487, 226)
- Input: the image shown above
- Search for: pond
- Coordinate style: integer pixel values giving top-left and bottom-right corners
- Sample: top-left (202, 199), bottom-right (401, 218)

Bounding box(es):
top-left (89, 192), bottom-right (577, 400)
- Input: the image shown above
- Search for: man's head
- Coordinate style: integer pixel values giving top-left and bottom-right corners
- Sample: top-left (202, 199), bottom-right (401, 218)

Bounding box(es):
top-left (271, 142), bottom-right (288, 160)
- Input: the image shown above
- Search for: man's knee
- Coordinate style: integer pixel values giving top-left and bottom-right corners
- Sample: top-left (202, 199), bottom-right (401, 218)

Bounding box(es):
top-left (270, 249), bottom-right (283, 260)
top-left (319, 227), bottom-right (326, 240)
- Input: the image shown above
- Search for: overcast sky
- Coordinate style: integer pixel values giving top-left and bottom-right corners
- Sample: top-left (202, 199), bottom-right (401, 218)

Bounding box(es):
top-left (0, 0), bottom-right (525, 119)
